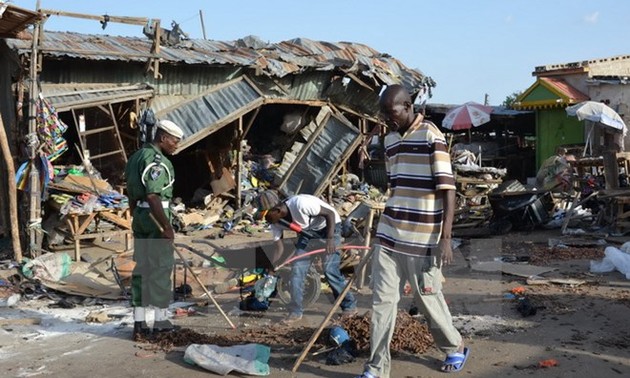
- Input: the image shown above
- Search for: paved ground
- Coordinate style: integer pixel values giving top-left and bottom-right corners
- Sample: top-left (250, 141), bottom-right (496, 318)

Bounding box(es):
top-left (1, 228), bottom-right (630, 377)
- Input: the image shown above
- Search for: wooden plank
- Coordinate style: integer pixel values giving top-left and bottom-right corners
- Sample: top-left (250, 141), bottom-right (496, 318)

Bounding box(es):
top-left (99, 211), bottom-right (131, 229)
top-left (90, 149), bottom-right (124, 160)
top-left (80, 125), bottom-right (115, 136)
top-left (0, 318), bottom-right (42, 326)
top-left (39, 9), bottom-right (149, 25)
top-left (76, 212), bottom-right (97, 236)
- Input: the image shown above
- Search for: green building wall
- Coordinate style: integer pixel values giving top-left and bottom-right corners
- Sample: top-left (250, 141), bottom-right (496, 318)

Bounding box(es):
top-left (536, 108), bottom-right (584, 167)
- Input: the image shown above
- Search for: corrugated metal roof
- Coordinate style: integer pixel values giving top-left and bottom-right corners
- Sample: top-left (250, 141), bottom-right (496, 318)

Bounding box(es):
top-left (279, 109), bottom-right (360, 196)
top-left (41, 83), bottom-right (153, 111)
top-left (158, 77), bottom-right (264, 152)
top-left (4, 31), bottom-right (427, 91)
top-left (0, 3), bottom-right (40, 38)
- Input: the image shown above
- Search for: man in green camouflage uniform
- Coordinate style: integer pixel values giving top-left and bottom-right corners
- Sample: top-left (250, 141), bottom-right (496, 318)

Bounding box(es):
top-left (125, 119), bottom-right (183, 340)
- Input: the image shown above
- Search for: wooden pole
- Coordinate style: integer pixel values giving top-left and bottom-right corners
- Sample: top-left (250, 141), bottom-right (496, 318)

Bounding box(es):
top-left (27, 2), bottom-right (41, 256)
top-left (0, 115), bottom-right (22, 261)
top-left (291, 246), bottom-right (375, 373)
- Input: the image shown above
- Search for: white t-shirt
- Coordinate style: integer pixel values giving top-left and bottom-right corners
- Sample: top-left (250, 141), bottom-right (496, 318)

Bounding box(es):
top-left (270, 194), bottom-right (341, 241)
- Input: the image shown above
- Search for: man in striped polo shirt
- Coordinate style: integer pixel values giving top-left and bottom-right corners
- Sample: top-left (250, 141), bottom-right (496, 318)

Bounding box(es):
top-left (356, 85), bottom-right (469, 378)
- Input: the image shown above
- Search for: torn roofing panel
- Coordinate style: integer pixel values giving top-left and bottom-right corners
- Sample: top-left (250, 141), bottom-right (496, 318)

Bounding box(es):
top-left (42, 83), bottom-right (154, 112)
top-left (278, 108), bottom-right (361, 196)
top-left (5, 31), bottom-right (426, 89)
top-left (158, 77), bottom-right (263, 153)
top-left (0, 3), bottom-right (41, 38)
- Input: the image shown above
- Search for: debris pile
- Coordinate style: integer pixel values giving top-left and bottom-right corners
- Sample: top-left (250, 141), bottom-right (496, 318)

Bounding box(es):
top-left (451, 152), bottom-right (506, 228)
top-left (140, 326), bottom-right (328, 352)
top-left (337, 310), bottom-right (434, 354)
top-left (138, 311), bottom-right (434, 355)
top-left (529, 245), bottom-right (604, 265)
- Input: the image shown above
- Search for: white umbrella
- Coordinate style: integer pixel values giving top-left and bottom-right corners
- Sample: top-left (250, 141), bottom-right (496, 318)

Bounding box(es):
top-left (442, 101), bottom-right (493, 130)
top-left (565, 101), bottom-right (627, 132)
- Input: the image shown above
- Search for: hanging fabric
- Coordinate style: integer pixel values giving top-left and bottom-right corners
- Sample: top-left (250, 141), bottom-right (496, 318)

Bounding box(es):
top-left (36, 93), bottom-right (68, 162)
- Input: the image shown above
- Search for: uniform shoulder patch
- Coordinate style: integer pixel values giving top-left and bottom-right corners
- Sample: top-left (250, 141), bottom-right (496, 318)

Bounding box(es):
top-left (150, 165), bottom-right (163, 180)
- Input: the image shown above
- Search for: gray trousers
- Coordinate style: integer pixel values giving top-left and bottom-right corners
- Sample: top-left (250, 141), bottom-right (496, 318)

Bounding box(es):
top-left (364, 244), bottom-right (462, 378)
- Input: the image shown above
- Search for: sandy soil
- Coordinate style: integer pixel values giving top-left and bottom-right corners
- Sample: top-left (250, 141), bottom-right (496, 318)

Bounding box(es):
top-left (1, 228), bottom-right (630, 378)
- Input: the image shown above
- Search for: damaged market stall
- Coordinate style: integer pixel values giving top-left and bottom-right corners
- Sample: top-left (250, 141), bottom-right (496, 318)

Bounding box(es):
top-left (1, 8), bottom-right (431, 258)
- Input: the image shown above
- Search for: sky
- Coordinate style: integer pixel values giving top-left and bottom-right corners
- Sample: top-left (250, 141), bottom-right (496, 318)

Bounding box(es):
top-left (9, 0), bottom-right (630, 105)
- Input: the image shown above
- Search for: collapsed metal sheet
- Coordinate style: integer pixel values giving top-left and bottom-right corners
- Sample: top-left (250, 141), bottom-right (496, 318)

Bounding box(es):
top-left (277, 107), bottom-right (361, 196)
top-left (157, 77), bottom-right (264, 153)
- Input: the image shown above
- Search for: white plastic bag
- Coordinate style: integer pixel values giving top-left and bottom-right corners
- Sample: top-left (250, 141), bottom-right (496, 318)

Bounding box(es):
top-left (184, 343), bottom-right (270, 376)
top-left (590, 246), bottom-right (630, 279)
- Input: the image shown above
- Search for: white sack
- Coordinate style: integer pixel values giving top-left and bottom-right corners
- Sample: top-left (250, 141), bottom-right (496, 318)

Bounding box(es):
top-left (590, 246), bottom-right (630, 279)
top-left (184, 343), bottom-right (270, 376)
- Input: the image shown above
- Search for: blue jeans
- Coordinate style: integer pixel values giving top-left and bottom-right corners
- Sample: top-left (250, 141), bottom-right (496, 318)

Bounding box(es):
top-left (288, 223), bottom-right (357, 316)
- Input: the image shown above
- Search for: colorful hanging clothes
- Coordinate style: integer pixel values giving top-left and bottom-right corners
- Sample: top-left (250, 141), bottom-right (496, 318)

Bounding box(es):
top-left (15, 155), bottom-right (54, 196)
top-left (36, 94), bottom-right (68, 162)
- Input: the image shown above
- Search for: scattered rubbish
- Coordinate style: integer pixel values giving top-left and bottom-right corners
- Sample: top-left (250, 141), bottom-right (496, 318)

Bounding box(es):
top-left (326, 342), bottom-right (356, 365)
top-left (329, 326), bottom-right (350, 347)
top-left (175, 284), bottom-right (193, 296)
top-left (538, 359), bottom-right (558, 368)
top-left (22, 252), bottom-right (72, 282)
top-left (184, 343), bottom-right (271, 376)
top-left (0, 293), bottom-right (21, 307)
top-left (516, 297), bottom-right (538, 317)
top-left (239, 293), bottom-right (270, 312)
top-left (590, 246), bottom-right (630, 279)
top-left (0, 317), bottom-right (41, 326)
top-left (48, 298), bottom-right (76, 309)
top-left (326, 326), bottom-right (357, 365)
top-left (337, 310), bottom-right (434, 354)
top-left (85, 310), bottom-right (110, 323)
top-left (526, 276), bottom-right (586, 286)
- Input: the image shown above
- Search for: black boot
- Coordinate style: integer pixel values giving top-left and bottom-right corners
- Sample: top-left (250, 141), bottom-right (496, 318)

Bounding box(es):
top-left (153, 319), bottom-right (179, 333)
top-left (132, 321), bottom-right (151, 340)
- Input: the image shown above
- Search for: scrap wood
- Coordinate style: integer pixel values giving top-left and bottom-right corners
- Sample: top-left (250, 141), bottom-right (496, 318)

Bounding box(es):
top-left (0, 317), bottom-right (42, 326)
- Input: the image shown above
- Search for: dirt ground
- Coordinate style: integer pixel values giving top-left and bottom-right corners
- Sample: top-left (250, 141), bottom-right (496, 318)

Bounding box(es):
top-left (1, 227), bottom-right (630, 378)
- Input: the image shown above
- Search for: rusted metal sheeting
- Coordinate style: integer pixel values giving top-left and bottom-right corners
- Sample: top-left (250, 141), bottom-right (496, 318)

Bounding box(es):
top-left (5, 31), bottom-right (425, 88)
top-left (0, 3), bottom-right (41, 38)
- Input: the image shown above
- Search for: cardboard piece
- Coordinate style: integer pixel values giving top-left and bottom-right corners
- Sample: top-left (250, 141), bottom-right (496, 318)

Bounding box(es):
top-left (40, 261), bottom-right (123, 299)
top-left (210, 168), bottom-right (236, 195)
top-left (63, 174), bottom-right (112, 193)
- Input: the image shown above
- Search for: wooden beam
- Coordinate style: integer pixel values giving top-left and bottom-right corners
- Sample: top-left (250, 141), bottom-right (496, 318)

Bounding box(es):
top-left (0, 111), bottom-right (22, 261)
top-left (27, 13), bottom-right (41, 257)
top-left (39, 9), bottom-right (150, 26)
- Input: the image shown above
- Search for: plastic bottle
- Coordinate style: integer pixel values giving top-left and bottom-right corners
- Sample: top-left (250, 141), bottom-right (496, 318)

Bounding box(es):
top-left (254, 275), bottom-right (277, 302)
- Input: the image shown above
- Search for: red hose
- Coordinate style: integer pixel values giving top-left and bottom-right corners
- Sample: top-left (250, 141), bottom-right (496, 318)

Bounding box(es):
top-left (274, 245), bottom-right (371, 271)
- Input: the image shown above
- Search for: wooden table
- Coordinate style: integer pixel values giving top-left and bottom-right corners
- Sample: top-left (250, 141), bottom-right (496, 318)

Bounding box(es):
top-left (62, 208), bottom-right (132, 261)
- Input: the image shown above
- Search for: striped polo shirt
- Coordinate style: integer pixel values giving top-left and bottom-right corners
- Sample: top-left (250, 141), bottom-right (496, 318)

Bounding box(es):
top-left (376, 115), bottom-right (456, 256)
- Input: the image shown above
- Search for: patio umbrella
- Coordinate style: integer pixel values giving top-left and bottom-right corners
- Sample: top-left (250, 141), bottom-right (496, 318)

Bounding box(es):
top-left (566, 101), bottom-right (627, 156)
top-left (442, 101), bottom-right (493, 130)
top-left (565, 101), bottom-right (627, 133)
